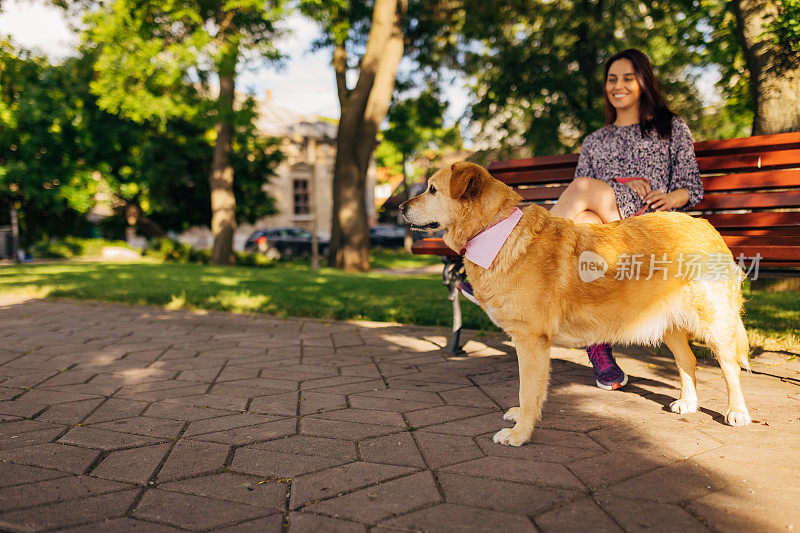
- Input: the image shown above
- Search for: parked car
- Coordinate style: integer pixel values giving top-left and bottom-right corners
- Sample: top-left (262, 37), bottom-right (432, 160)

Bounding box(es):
top-left (244, 228), bottom-right (328, 259)
top-left (369, 226), bottom-right (408, 249)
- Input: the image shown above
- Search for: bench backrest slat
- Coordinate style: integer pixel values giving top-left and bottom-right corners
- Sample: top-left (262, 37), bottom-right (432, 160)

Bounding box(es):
top-left (697, 149), bottom-right (800, 173)
top-left (703, 211), bottom-right (800, 229)
top-left (702, 170), bottom-right (800, 191)
top-left (693, 132), bottom-right (800, 155)
top-left (697, 190), bottom-right (800, 211)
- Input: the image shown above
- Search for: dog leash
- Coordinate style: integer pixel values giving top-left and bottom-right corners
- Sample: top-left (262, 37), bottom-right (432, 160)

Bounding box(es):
top-left (614, 177), bottom-right (653, 216)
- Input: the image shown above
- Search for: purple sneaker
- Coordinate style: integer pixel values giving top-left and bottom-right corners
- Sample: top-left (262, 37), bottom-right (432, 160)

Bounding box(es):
top-left (586, 344), bottom-right (628, 390)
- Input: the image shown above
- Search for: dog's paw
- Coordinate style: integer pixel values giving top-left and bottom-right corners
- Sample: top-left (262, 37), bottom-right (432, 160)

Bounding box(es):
top-left (725, 409), bottom-right (751, 427)
top-left (669, 399), bottom-right (698, 414)
top-left (493, 427), bottom-right (529, 447)
top-left (503, 407), bottom-right (520, 422)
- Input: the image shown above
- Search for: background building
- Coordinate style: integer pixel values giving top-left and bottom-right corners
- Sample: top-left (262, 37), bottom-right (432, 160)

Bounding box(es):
top-left (178, 92), bottom-right (377, 251)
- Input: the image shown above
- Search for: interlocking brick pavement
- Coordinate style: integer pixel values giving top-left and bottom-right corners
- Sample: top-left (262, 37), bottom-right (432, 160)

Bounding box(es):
top-left (1, 295), bottom-right (799, 532)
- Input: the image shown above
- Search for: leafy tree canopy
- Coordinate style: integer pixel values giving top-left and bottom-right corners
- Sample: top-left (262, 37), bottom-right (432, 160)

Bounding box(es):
top-left (380, 82), bottom-right (461, 183)
top-left (81, 0), bottom-right (284, 125)
top-left (0, 42), bottom-right (280, 244)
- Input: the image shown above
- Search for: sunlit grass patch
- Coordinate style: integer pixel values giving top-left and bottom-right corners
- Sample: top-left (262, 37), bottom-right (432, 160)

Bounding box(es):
top-left (1, 260), bottom-right (796, 355)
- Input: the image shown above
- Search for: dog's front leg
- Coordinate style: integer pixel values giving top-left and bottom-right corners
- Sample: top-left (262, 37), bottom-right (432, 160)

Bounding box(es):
top-left (494, 333), bottom-right (551, 446)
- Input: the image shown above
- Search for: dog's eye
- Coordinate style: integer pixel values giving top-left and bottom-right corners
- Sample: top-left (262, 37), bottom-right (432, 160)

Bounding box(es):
top-left (429, 185), bottom-right (436, 194)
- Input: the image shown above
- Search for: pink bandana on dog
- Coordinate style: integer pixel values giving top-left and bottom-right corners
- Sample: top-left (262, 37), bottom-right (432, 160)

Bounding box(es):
top-left (464, 207), bottom-right (523, 269)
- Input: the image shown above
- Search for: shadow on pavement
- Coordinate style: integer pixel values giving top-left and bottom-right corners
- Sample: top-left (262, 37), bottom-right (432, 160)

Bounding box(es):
top-left (0, 296), bottom-right (797, 531)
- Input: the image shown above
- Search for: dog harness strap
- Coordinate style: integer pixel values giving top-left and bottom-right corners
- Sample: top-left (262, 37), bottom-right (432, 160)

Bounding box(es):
top-left (464, 207), bottom-right (523, 269)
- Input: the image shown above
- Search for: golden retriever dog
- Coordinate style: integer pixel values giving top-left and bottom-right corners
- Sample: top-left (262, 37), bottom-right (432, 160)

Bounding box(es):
top-left (400, 162), bottom-right (751, 446)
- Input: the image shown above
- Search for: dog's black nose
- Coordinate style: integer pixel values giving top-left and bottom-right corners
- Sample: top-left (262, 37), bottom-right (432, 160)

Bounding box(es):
top-left (399, 202), bottom-right (407, 214)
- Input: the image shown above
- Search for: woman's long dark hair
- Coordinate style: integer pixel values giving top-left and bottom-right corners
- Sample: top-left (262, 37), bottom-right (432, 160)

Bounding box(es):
top-left (603, 49), bottom-right (674, 139)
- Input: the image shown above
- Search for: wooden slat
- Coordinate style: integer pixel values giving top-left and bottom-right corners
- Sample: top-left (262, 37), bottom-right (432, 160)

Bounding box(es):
top-left (727, 244), bottom-right (800, 261)
top-left (411, 238), bottom-right (457, 256)
top-left (722, 235), bottom-right (800, 246)
top-left (748, 262), bottom-right (800, 270)
top-left (487, 133), bottom-right (800, 171)
top-left (518, 186), bottom-right (568, 202)
top-left (488, 153), bottom-right (579, 172)
top-left (694, 131), bottom-right (800, 157)
top-left (489, 167), bottom-right (576, 185)
top-left (695, 190), bottom-right (800, 211)
top-left (697, 149), bottom-right (800, 173)
top-left (701, 212), bottom-right (800, 229)
top-left (717, 228), bottom-right (800, 236)
top-left (701, 170), bottom-right (800, 191)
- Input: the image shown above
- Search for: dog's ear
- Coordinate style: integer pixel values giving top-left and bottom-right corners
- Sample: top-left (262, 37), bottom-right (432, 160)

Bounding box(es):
top-left (449, 162), bottom-right (486, 200)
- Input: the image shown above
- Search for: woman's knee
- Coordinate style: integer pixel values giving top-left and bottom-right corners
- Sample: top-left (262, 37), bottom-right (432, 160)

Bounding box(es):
top-left (571, 177), bottom-right (608, 193)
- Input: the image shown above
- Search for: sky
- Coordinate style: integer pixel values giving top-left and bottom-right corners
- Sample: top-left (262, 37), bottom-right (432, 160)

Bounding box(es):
top-left (0, 0), bottom-right (471, 121)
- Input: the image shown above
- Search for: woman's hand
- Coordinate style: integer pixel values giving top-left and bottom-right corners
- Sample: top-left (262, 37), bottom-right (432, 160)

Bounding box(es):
top-left (623, 178), bottom-right (651, 199)
top-left (643, 188), bottom-right (690, 211)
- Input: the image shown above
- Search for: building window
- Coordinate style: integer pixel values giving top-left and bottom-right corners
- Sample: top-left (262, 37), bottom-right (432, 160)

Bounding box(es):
top-left (293, 179), bottom-right (310, 215)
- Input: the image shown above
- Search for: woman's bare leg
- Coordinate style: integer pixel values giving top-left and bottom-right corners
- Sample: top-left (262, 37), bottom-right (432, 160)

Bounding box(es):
top-left (550, 177), bottom-right (622, 223)
top-left (573, 210), bottom-right (604, 224)
top-left (552, 177), bottom-right (627, 390)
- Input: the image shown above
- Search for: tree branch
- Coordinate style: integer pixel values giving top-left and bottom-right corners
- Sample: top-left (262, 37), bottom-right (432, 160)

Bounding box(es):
top-left (334, 44), bottom-right (349, 107)
top-left (349, 0), bottom-right (407, 120)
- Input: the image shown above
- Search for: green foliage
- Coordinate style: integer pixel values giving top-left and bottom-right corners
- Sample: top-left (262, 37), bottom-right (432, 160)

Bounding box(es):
top-left (767, 0), bottom-right (800, 60)
top-left (233, 251), bottom-right (275, 267)
top-left (452, 0), bottom-right (722, 154)
top-left (696, 0), bottom-right (754, 137)
top-left (0, 41), bottom-right (280, 244)
top-left (143, 237), bottom-right (212, 264)
top-left (426, 0), bottom-right (754, 154)
top-left (382, 84), bottom-right (462, 171)
top-left (374, 137), bottom-right (404, 175)
top-left (691, 103), bottom-right (753, 142)
top-left (82, 0), bottom-right (285, 126)
top-left (0, 43), bottom-right (98, 242)
top-left (143, 237), bottom-right (274, 267)
top-left (29, 237), bottom-right (135, 258)
top-left (83, 0), bottom-right (208, 124)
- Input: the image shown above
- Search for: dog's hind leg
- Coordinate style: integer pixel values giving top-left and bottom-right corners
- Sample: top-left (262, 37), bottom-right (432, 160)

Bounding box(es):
top-left (663, 327), bottom-right (698, 414)
top-left (710, 319), bottom-right (751, 426)
top-left (494, 333), bottom-right (551, 447)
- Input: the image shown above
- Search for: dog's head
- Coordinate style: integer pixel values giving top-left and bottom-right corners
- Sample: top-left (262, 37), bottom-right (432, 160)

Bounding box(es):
top-left (400, 162), bottom-right (522, 251)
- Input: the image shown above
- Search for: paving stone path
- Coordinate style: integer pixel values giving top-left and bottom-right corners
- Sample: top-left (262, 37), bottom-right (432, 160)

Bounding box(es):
top-left (0, 296), bottom-right (798, 532)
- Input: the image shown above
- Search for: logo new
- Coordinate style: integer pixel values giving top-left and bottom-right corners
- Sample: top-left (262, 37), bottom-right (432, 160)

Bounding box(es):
top-left (578, 251), bottom-right (608, 282)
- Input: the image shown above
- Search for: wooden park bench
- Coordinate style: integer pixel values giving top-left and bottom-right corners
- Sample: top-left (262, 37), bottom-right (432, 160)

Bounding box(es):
top-left (411, 131), bottom-right (800, 353)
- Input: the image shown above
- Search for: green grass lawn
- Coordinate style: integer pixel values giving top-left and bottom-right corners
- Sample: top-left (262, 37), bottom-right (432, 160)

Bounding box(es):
top-left (0, 257), bottom-right (495, 331)
top-left (0, 256), bottom-right (796, 354)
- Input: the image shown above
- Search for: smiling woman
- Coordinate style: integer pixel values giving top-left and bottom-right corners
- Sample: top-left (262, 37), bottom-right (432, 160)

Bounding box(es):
top-left (549, 48), bottom-right (705, 391)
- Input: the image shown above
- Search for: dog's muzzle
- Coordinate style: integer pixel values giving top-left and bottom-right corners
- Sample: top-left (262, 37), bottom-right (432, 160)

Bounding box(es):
top-left (399, 201), bottom-right (439, 230)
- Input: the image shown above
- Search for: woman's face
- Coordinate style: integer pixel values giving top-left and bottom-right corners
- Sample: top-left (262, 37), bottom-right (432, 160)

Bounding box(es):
top-left (606, 58), bottom-right (641, 113)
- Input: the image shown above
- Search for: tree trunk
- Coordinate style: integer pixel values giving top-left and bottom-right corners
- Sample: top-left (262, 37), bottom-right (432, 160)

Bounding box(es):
top-left (328, 0), bottom-right (407, 272)
top-left (733, 0), bottom-right (800, 134)
top-left (209, 46), bottom-right (238, 265)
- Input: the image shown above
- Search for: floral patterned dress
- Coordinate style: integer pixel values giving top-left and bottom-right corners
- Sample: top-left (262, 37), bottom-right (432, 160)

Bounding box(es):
top-left (574, 116), bottom-right (703, 219)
